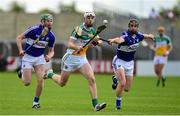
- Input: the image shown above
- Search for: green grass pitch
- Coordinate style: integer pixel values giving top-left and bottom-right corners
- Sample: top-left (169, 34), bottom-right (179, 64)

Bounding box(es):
top-left (0, 72), bottom-right (180, 115)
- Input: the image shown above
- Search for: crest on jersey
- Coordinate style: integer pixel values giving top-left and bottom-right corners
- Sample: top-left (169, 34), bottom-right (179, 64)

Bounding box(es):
top-left (132, 34), bottom-right (136, 39)
top-left (45, 37), bottom-right (49, 42)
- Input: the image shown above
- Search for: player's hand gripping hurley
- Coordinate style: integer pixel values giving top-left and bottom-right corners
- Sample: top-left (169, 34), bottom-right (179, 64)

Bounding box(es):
top-left (73, 25), bottom-right (107, 55)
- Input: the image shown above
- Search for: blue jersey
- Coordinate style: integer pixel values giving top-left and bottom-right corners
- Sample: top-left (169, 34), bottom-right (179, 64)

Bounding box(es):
top-left (116, 30), bottom-right (144, 61)
top-left (23, 24), bottom-right (55, 57)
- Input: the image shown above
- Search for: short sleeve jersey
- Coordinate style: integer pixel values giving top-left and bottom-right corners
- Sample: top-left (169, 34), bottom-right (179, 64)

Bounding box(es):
top-left (154, 34), bottom-right (172, 56)
top-left (116, 30), bottom-right (144, 61)
top-left (23, 24), bottom-right (55, 57)
top-left (66, 23), bottom-right (96, 56)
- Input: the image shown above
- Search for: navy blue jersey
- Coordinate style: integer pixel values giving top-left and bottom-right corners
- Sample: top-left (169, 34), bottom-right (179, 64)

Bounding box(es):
top-left (23, 24), bottom-right (55, 57)
top-left (116, 30), bottom-right (144, 61)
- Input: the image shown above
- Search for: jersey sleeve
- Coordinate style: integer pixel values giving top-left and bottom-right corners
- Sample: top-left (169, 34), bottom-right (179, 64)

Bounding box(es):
top-left (70, 26), bottom-right (79, 40)
top-left (166, 36), bottom-right (172, 45)
top-left (137, 32), bottom-right (144, 41)
top-left (121, 31), bottom-right (128, 43)
top-left (23, 26), bottom-right (36, 38)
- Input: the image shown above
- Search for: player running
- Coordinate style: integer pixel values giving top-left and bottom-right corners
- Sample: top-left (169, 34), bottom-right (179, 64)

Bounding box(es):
top-left (44, 12), bottom-right (106, 111)
top-left (150, 26), bottom-right (172, 87)
top-left (108, 19), bottom-right (154, 110)
top-left (16, 14), bottom-right (55, 109)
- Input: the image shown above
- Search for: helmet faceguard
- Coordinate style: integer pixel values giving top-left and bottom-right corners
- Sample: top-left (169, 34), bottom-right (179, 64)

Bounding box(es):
top-left (128, 18), bottom-right (139, 34)
top-left (83, 12), bottom-right (96, 19)
top-left (40, 13), bottom-right (53, 29)
top-left (128, 19), bottom-right (139, 27)
top-left (41, 13), bottom-right (53, 21)
top-left (83, 12), bottom-right (96, 27)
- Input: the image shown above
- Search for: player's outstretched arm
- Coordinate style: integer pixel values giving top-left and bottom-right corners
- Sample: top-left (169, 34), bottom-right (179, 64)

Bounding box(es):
top-left (108, 37), bottom-right (124, 45)
top-left (143, 34), bottom-right (154, 40)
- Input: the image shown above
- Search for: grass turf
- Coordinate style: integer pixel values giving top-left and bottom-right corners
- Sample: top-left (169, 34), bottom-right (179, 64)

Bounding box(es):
top-left (0, 72), bottom-right (180, 115)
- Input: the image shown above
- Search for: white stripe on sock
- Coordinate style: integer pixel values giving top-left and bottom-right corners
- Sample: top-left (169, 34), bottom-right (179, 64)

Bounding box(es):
top-left (116, 97), bottom-right (122, 100)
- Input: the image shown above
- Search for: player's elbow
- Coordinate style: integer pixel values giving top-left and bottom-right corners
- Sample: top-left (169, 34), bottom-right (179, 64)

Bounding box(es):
top-left (16, 34), bottom-right (24, 41)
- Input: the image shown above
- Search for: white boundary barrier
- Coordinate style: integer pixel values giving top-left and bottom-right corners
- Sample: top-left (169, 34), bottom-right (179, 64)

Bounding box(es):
top-left (4, 57), bottom-right (180, 76)
top-left (136, 60), bottom-right (180, 76)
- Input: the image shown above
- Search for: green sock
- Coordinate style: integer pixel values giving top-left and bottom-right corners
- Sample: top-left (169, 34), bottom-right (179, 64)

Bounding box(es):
top-left (92, 99), bottom-right (98, 107)
top-left (48, 72), bottom-right (55, 78)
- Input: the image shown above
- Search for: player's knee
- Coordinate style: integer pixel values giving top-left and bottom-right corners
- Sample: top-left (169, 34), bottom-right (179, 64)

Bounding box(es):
top-left (120, 84), bottom-right (125, 89)
top-left (155, 69), bottom-right (161, 75)
top-left (155, 70), bottom-right (159, 74)
top-left (88, 77), bottom-right (96, 85)
top-left (120, 81), bottom-right (126, 88)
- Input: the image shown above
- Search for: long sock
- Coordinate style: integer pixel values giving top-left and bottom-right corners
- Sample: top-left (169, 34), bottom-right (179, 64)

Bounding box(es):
top-left (116, 97), bottom-right (122, 109)
top-left (92, 99), bottom-right (98, 107)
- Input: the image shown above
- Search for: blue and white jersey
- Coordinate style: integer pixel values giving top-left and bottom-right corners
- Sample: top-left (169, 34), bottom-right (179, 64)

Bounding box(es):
top-left (116, 30), bottom-right (144, 61)
top-left (23, 24), bottom-right (55, 57)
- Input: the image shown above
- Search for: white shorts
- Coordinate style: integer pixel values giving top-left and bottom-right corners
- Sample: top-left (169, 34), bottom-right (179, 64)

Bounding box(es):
top-left (112, 55), bottom-right (134, 76)
top-left (153, 56), bottom-right (167, 65)
top-left (61, 52), bottom-right (88, 72)
top-left (21, 54), bottom-right (46, 69)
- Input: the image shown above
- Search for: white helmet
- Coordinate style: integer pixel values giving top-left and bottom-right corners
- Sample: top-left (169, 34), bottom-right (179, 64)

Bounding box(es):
top-left (83, 12), bottom-right (96, 18)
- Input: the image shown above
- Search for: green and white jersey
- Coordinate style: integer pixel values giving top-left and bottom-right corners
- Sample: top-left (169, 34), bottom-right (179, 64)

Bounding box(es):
top-left (66, 23), bottom-right (96, 56)
top-left (154, 34), bottom-right (172, 56)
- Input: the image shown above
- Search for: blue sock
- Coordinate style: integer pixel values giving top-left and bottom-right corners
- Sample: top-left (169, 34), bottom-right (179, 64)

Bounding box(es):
top-left (116, 97), bottom-right (122, 109)
top-left (34, 97), bottom-right (39, 103)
